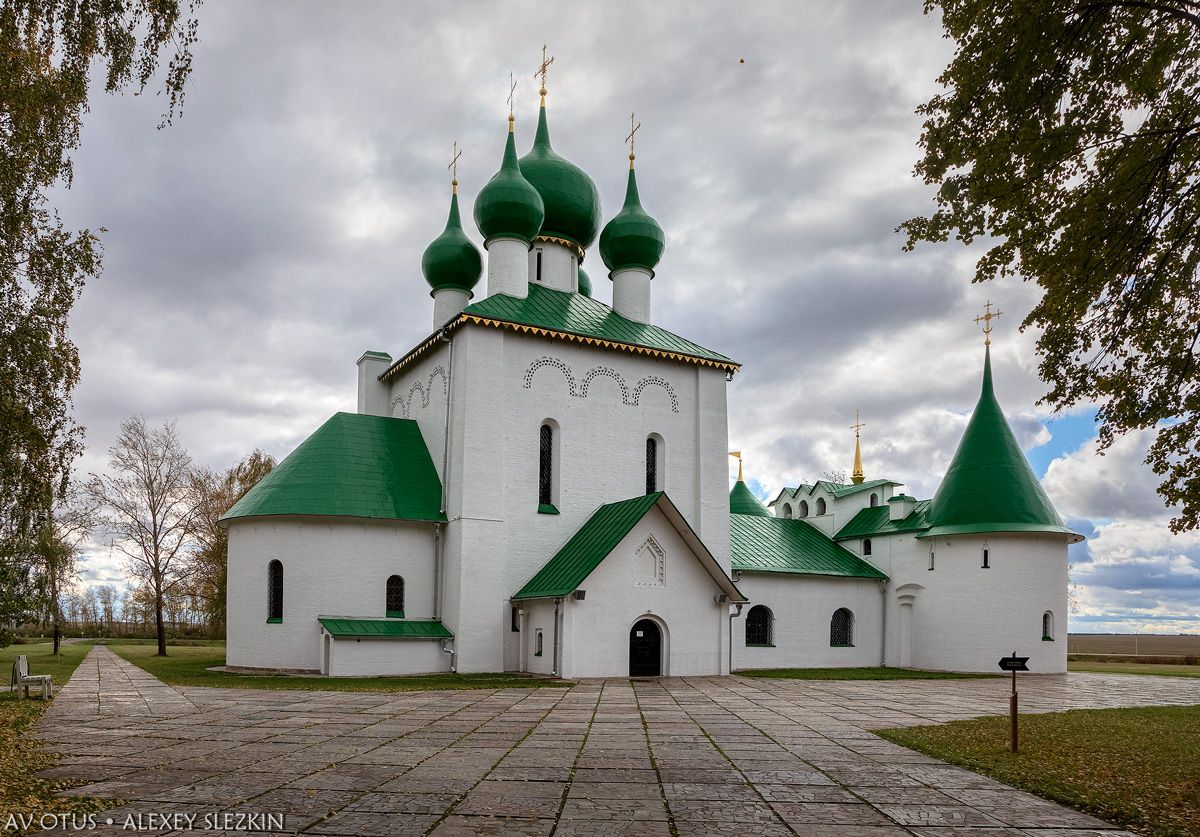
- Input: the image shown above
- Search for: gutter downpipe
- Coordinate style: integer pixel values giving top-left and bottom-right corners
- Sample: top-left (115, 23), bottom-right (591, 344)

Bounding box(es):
top-left (552, 598), bottom-right (562, 677)
top-left (879, 579), bottom-right (888, 667)
top-left (435, 328), bottom-right (454, 623)
top-left (728, 602), bottom-right (743, 675)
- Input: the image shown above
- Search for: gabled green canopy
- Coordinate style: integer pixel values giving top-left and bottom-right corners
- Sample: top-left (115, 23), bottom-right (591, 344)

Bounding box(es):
top-left (221, 413), bottom-right (445, 524)
top-left (729, 480), bottom-right (771, 517)
top-left (923, 348), bottom-right (1080, 541)
top-left (731, 515), bottom-right (886, 579)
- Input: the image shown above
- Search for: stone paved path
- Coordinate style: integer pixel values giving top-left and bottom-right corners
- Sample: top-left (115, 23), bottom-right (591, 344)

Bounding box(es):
top-left (28, 646), bottom-right (1200, 836)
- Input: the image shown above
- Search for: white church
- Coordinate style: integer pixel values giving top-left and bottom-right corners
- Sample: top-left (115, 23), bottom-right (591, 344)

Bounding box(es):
top-left (222, 72), bottom-right (1081, 679)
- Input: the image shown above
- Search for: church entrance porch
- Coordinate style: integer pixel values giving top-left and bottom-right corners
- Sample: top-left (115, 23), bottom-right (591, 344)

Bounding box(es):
top-left (629, 618), bottom-right (663, 676)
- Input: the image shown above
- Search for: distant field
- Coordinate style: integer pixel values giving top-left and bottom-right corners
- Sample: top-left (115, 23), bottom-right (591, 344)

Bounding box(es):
top-left (1067, 634), bottom-right (1200, 656)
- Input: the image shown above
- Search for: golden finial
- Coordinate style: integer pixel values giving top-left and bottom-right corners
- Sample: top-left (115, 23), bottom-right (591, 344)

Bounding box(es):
top-left (625, 112), bottom-right (641, 170)
top-left (729, 451), bottom-right (743, 482)
top-left (975, 300), bottom-right (1003, 346)
top-left (507, 72), bottom-right (517, 131)
top-left (448, 141), bottom-right (462, 194)
top-left (850, 411), bottom-right (865, 485)
top-left (534, 44), bottom-right (555, 103)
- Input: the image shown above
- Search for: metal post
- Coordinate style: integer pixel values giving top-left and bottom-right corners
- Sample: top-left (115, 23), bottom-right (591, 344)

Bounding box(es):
top-left (1009, 652), bottom-right (1019, 753)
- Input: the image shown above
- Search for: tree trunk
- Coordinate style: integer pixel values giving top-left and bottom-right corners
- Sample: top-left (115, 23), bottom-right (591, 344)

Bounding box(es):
top-left (155, 583), bottom-right (167, 657)
top-left (53, 620), bottom-right (61, 655)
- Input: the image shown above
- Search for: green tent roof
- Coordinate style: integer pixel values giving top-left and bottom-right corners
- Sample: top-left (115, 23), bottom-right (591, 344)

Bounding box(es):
top-left (318, 617), bottom-right (453, 639)
top-left (729, 480), bottom-right (771, 517)
top-left (460, 283), bottom-right (736, 370)
top-left (923, 348), bottom-right (1079, 541)
top-left (514, 493), bottom-right (745, 601)
top-left (834, 501), bottom-right (932, 540)
top-left (221, 413), bottom-right (445, 524)
top-left (731, 514), bottom-right (886, 579)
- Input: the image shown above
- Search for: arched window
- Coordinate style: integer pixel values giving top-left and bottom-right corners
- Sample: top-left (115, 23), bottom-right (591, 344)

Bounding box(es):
top-left (781, 503), bottom-right (793, 519)
top-left (539, 422), bottom-right (554, 509)
top-left (870, 493), bottom-right (878, 507)
top-left (645, 436), bottom-right (660, 494)
top-left (386, 575), bottom-right (404, 617)
top-left (798, 500), bottom-right (809, 518)
top-left (863, 538), bottom-right (872, 556)
top-left (816, 497), bottom-right (827, 515)
top-left (267, 560), bottom-right (283, 622)
top-left (982, 547), bottom-right (990, 569)
top-left (830, 608), bottom-right (854, 646)
top-left (1042, 611), bottom-right (1054, 641)
top-left (929, 549), bottom-right (935, 571)
top-left (745, 605), bottom-right (773, 646)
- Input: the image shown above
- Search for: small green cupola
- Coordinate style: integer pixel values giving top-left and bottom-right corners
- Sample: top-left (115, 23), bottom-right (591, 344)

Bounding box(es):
top-left (599, 162), bottom-right (665, 276)
top-left (730, 480), bottom-right (771, 517)
top-left (474, 118), bottom-right (545, 247)
top-left (519, 102), bottom-right (602, 254)
top-left (422, 187), bottom-right (483, 297)
top-left (577, 266), bottom-right (592, 297)
top-left (923, 346), bottom-right (1081, 542)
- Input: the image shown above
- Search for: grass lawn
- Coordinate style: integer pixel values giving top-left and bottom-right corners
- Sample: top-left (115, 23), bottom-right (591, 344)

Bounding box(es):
top-left (106, 641), bottom-right (572, 691)
top-left (0, 641), bottom-right (116, 833)
top-left (878, 705), bottom-right (1200, 837)
top-left (737, 666), bottom-right (997, 680)
top-left (1069, 660), bottom-right (1200, 678)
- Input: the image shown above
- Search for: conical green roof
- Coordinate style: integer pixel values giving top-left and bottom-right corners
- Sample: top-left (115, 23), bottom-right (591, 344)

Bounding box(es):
top-left (577, 266), bottom-right (592, 297)
top-left (422, 192), bottom-right (483, 296)
top-left (599, 166), bottom-right (665, 274)
top-left (520, 104), bottom-right (602, 250)
top-left (730, 480), bottom-right (771, 517)
top-left (474, 125), bottom-right (545, 246)
top-left (924, 348), bottom-right (1079, 541)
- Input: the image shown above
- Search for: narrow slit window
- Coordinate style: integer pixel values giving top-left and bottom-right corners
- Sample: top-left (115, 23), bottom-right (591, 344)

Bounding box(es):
top-left (645, 436), bottom-right (658, 494)
top-left (929, 549), bottom-right (935, 571)
top-left (511, 605), bottom-right (520, 633)
top-left (863, 538), bottom-right (873, 557)
top-left (267, 560), bottom-right (283, 622)
top-left (386, 575), bottom-right (404, 617)
top-left (535, 629), bottom-right (544, 656)
top-left (982, 548), bottom-right (990, 569)
top-left (539, 424), bottom-right (553, 506)
top-left (536, 250), bottom-right (543, 282)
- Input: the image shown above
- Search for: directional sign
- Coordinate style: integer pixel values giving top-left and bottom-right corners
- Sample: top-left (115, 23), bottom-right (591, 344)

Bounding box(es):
top-left (998, 655), bottom-right (1029, 672)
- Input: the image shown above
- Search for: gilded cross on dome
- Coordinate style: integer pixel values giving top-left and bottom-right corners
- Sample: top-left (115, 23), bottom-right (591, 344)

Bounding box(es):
top-left (729, 450), bottom-right (743, 482)
top-left (625, 112), bottom-right (641, 168)
top-left (507, 72), bottom-right (517, 125)
top-left (535, 44), bottom-right (555, 100)
top-left (975, 300), bottom-right (1004, 346)
top-left (448, 141), bottom-right (462, 194)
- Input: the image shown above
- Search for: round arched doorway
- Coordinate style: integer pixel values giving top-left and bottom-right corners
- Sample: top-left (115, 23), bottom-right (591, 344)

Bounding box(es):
top-left (629, 618), bottom-right (662, 677)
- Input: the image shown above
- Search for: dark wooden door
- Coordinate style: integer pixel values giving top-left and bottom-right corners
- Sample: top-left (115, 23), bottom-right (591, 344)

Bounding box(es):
top-left (629, 619), bottom-right (661, 677)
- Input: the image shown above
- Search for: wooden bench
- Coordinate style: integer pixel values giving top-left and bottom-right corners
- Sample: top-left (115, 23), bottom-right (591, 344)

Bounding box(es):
top-left (11, 654), bottom-right (53, 699)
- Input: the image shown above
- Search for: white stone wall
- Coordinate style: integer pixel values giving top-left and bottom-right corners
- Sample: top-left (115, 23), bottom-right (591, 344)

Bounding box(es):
top-left (325, 636), bottom-right (449, 676)
top-left (731, 574), bottom-right (884, 670)
top-left (523, 507), bottom-right (729, 678)
top-left (385, 344), bottom-right (451, 482)
top-left (226, 518), bottom-right (436, 672)
top-left (528, 241), bottom-right (578, 293)
top-left (878, 531), bottom-right (1069, 673)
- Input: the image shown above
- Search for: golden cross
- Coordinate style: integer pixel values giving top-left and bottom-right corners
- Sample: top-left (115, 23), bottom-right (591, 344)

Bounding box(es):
top-left (729, 451), bottom-right (743, 482)
top-left (448, 141), bottom-right (462, 193)
top-left (974, 300), bottom-right (1004, 346)
top-left (535, 44), bottom-right (555, 97)
top-left (850, 410), bottom-right (866, 437)
top-left (625, 112), bottom-right (641, 166)
top-left (507, 72), bottom-right (517, 122)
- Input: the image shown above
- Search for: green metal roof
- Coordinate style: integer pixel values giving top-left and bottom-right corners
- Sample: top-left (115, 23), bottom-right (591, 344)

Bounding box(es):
top-left (599, 166), bottom-right (665, 275)
top-left (834, 501), bottom-right (932, 540)
top-left (460, 283), bottom-right (736, 370)
top-left (729, 480), bottom-right (771, 517)
top-left (768, 485), bottom-right (811, 506)
top-left (520, 104), bottom-right (602, 250)
top-left (221, 413), bottom-right (445, 524)
top-left (731, 514), bottom-right (887, 579)
top-left (318, 617), bottom-right (453, 639)
top-left (422, 192), bottom-right (482, 295)
top-left (826, 479), bottom-right (897, 499)
top-left (514, 493), bottom-right (745, 601)
top-left (923, 348), bottom-right (1080, 541)
top-left (474, 126), bottom-right (545, 246)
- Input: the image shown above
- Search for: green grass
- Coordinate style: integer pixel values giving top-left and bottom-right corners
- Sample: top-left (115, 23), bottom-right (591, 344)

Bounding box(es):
top-left (736, 666), bottom-right (997, 680)
top-left (1069, 660), bottom-right (1200, 678)
top-left (0, 641), bottom-right (116, 834)
top-left (106, 641), bottom-right (572, 692)
top-left (878, 705), bottom-right (1200, 837)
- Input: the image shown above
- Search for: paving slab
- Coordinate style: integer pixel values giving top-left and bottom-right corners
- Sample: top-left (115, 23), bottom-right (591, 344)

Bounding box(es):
top-left (26, 645), bottom-right (1197, 835)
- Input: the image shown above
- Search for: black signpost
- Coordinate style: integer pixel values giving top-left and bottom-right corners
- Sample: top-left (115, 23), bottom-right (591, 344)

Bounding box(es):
top-left (998, 652), bottom-right (1030, 752)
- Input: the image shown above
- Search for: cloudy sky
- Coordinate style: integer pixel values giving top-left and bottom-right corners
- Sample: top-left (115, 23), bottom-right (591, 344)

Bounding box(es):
top-left (55, 1), bottom-right (1197, 634)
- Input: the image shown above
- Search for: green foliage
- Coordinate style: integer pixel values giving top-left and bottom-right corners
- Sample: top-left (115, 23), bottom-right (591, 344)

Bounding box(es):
top-left (0, 2), bottom-right (200, 648)
top-left (906, 1), bottom-right (1200, 531)
top-left (188, 450), bottom-right (274, 637)
top-left (1069, 660), bottom-right (1200, 677)
top-left (878, 705), bottom-right (1200, 836)
top-left (107, 641), bottom-right (573, 692)
top-left (736, 666), bottom-right (996, 680)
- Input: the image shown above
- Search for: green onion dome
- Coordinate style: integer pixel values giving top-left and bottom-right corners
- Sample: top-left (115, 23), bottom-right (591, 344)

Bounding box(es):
top-left (519, 104), bottom-right (602, 253)
top-left (422, 191), bottom-right (482, 296)
top-left (599, 166), bottom-right (665, 275)
top-left (577, 266), bottom-right (593, 297)
top-left (474, 123), bottom-right (545, 246)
